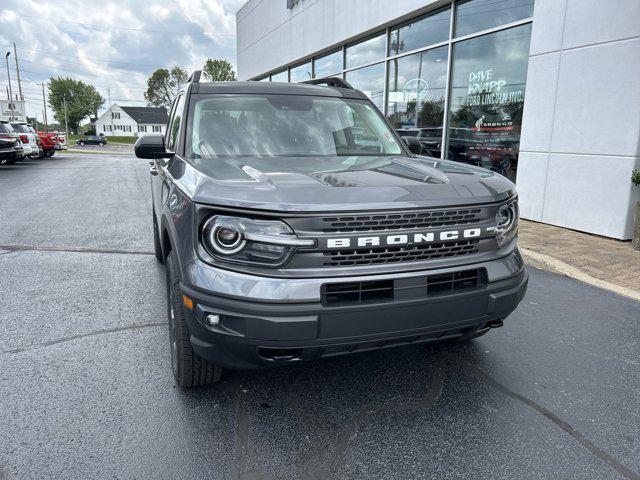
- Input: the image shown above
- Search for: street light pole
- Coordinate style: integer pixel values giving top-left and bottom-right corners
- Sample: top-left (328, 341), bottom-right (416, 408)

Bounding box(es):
top-left (63, 97), bottom-right (70, 145)
top-left (5, 51), bottom-right (15, 120)
top-left (41, 83), bottom-right (48, 132)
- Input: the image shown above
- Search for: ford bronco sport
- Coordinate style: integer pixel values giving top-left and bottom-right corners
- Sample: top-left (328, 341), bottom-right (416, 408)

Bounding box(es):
top-left (135, 72), bottom-right (528, 387)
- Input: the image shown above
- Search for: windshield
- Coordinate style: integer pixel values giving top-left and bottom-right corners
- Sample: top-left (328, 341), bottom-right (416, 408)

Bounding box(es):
top-left (0, 122), bottom-right (15, 134)
top-left (11, 123), bottom-right (28, 133)
top-left (187, 95), bottom-right (403, 158)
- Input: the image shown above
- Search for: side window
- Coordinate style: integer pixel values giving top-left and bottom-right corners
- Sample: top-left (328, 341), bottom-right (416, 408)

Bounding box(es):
top-left (166, 95), bottom-right (185, 152)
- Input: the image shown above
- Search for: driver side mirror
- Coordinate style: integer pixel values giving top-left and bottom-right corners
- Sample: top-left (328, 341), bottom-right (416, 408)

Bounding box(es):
top-left (134, 134), bottom-right (173, 159)
top-left (402, 136), bottom-right (422, 155)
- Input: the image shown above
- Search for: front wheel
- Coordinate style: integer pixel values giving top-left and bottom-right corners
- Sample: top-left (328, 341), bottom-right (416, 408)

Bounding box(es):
top-left (165, 251), bottom-right (222, 387)
top-left (79, 141), bottom-right (85, 146)
top-left (45, 150), bottom-right (55, 158)
top-left (99, 142), bottom-right (105, 146)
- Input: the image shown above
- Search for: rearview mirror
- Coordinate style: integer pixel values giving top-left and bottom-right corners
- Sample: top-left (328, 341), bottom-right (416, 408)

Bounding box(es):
top-left (402, 136), bottom-right (422, 155)
top-left (134, 134), bottom-right (173, 159)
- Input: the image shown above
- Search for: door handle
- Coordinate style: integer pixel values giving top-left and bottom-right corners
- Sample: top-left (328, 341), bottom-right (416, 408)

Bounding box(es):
top-left (149, 166), bottom-right (158, 176)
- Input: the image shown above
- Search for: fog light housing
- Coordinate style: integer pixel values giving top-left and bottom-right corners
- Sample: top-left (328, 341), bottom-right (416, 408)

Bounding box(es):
top-left (206, 314), bottom-right (221, 326)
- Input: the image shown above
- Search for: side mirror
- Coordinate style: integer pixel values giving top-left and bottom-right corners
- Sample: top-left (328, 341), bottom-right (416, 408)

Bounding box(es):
top-left (134, 134), bottom-right (173, 159)
top-left (402, 136), bottom-right (422, 155)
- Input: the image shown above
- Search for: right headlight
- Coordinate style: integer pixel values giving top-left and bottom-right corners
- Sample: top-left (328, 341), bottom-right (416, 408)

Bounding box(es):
top-left (495, 197), bottom-right (519, 248)
top-left (201, 215), bottom-right (315, 268)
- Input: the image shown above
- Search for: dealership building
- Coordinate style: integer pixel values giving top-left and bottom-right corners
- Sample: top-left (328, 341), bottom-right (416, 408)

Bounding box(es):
top-left (236, 0), bottom-right (640, 240)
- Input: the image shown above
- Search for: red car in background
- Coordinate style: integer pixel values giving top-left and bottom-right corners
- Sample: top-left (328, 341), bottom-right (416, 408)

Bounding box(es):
top-left (36, 131), bottom-right (62, 157)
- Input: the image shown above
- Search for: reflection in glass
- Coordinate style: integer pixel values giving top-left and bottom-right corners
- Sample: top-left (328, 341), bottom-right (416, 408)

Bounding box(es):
top-left (455, 0), bottom-right (534, 37)
top-left (270, 70), bottom-right (288, 82)
top-left (389, 7), bottom-right (451, 56)
top-left (387, 45), bottom-right (448, 157)
top-left (345, 63), bottom-right (386, 111)
top-left (346, 33), bottom-right (386, 69)
top-left (186, 95), bottom-right (402, 159)
top-left (290, 62), bottom-right (312, 82)
top-left (314, 50), bottom-right (343, 78)
top-left (446, 24), bottom-right (532, 182)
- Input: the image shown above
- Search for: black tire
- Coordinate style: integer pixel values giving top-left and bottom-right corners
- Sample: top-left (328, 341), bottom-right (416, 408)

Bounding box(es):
top-left (152, 214), bottom-right (164, 263)
top-left (99, 142), bottom-right (105, 146)
top-left (79, 141), bottom-right (85, 146)
top-left (1, 157), bottom-right (17, 166)
top-left (46, 150), bottom-right (55, 158)
top-left (165, 251), bottom-right (222, 387)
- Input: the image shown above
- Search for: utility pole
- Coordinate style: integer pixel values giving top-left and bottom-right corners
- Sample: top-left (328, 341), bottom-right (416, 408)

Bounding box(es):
top-left (63, 97), bottom-right (69, 141)
top-left (41, 83), bottom-right (48, 131)
top-left (4, 51), bottom-right (15, 120)
top-left (13, 43), bottom-right (23, 100)
top-left (107, 87), bottom-right (113, 135)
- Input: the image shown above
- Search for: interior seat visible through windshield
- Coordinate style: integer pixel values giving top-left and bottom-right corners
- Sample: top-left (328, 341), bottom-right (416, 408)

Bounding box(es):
top-left (187, 94), bottom-right (403, 159)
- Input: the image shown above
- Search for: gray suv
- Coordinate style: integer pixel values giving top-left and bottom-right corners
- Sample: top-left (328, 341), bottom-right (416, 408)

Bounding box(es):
top-left (135, 72), bottom-right (527, 387)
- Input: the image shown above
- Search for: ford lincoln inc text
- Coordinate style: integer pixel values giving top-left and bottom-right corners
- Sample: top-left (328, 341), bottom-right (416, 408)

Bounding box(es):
top-left (134, 72), bottom-right (528, 388)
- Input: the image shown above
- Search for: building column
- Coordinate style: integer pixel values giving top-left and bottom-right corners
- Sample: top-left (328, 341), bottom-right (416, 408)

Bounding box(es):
top-left (517, 0), bottom-right (640, 240)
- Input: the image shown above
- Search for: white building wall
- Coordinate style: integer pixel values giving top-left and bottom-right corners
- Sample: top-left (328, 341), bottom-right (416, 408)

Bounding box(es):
top-left (516, 0), bottom-right (640, 239)
top-left (94, 104), bottom-right (138, 137)
top-left (237, 0), bottom-right (448, 80)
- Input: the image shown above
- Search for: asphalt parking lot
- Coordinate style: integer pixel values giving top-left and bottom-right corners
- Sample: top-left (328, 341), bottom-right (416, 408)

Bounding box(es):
top-left (1, 154), bottom-right (639, 480)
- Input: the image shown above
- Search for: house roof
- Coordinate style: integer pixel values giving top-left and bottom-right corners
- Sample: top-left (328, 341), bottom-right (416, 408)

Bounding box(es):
top-left (120, 106), bottom-right (168, 125)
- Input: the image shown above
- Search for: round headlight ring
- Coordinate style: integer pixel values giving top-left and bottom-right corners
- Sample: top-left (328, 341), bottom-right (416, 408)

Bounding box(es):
top-left (207, 221), bottom-right (246, 255)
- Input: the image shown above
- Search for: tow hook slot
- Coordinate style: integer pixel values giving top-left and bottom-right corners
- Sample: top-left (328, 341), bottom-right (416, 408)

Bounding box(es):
top-left (487, 319), bottom-right (504, 329)
top-left (258, 348), bottom-right (303, 362)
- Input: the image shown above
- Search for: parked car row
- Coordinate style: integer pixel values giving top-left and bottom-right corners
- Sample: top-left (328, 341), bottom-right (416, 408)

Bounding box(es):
top-left (395, 126), bottom-right (518, 179)
top-left (0, 120), bottom-right (66, 165)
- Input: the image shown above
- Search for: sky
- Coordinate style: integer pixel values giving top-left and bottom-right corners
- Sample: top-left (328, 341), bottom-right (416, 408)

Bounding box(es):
top-left (0, 0), bottom-right (246, 123)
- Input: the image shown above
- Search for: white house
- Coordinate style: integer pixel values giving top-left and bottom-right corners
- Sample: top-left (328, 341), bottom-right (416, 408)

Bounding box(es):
top-left (94, 104), bottom-right (168, 137)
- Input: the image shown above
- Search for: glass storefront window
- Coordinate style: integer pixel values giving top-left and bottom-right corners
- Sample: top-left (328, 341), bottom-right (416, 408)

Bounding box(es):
top-left (346, 33), bottom-right (386, 69)
top-left (446, 24), bottom-right (532, 182)
top-left (290, 62), bottom-right (312, 82)
top-left (455, 0), bottom-right (534, 37)
top-left (314, 50), bottom-right (343, 78)
top-left (387, 45), bottom-right (449, 157)
top-left (389, 7), bottom-right (451, 56)
top-left (345, 63), bottom-right (385, 111)
top-left (270, 70), bottom-right (288, 82)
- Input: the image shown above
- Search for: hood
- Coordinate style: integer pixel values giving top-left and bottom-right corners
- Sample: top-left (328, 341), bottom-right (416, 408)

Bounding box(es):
top-left (168, 155), bottom-right (516, 212)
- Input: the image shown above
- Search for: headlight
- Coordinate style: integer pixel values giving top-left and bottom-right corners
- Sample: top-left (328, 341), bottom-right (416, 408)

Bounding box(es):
top-left (495, 198), bottom-right (519, 248)
top-left (202, 215), bottom-right (315, 267)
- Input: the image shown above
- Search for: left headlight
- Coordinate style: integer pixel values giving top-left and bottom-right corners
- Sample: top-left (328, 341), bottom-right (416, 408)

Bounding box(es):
top-left (201, 215), bottom-right (315, 268)
top-left (495, 198), bottom-right (519, 248)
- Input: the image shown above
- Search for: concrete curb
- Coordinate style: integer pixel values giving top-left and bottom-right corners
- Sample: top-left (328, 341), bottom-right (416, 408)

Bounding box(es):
top-left (521, 248), bottom-right (640, 302)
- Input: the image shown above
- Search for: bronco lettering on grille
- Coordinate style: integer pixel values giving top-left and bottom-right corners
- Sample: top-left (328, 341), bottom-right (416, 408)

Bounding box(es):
top-left (326, 227), bottom-right (491, 249)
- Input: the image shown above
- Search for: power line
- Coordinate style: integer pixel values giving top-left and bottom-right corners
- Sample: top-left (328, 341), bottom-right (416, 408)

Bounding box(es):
top-left (0, 9), bottom-right (236, 38)
top-left (15, 47), bottom-right (201, 71)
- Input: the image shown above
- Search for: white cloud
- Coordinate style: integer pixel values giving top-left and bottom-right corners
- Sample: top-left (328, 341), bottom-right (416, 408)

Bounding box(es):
top-left (0, 0), bottom-right (245, 121)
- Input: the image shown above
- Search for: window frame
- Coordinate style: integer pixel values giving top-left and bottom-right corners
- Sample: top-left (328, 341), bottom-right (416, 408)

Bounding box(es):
top-left (249, 0), bottom-right (533, 161)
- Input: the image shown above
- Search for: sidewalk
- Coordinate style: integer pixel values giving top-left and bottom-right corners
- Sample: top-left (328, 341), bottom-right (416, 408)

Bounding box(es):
top-left (518, 220), bottom-right (640, 295)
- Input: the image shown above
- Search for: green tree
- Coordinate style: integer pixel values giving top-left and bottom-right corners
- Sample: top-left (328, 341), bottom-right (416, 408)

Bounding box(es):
top-left (47, 77), bottom-right (104, 134)
top-left (202, 59), bottom-right (236, 81)
top-left (144, 67), bottom-right (188, 110)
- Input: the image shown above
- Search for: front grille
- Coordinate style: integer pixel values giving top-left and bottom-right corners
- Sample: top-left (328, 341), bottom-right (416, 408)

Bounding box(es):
top-left (321, 268), bottom-right (487, 307)
top-left (321, 208), bottom-right (483, 233)
top-left (322, 240), bottom-right (480, 267)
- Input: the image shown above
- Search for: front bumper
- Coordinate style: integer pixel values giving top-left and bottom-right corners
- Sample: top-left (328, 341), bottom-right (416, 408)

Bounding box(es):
top-left (180, 247), bottom-right (528, 370)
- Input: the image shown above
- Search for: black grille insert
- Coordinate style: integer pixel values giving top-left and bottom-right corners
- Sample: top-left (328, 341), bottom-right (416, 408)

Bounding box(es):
top-left (322, 280), bottom-right (394, 307)
top-left (323, 240), bottom-right (480, 267)
top-left (321, 209), bottom-right (483, 233)
top-left (321, 269), bottom-right (487, 307)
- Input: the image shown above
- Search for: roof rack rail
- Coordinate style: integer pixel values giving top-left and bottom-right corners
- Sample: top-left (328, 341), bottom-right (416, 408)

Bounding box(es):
top-left (302, 77), bottom-right (354, 90)
top-left (188, 70), bottom-right (202, 84)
